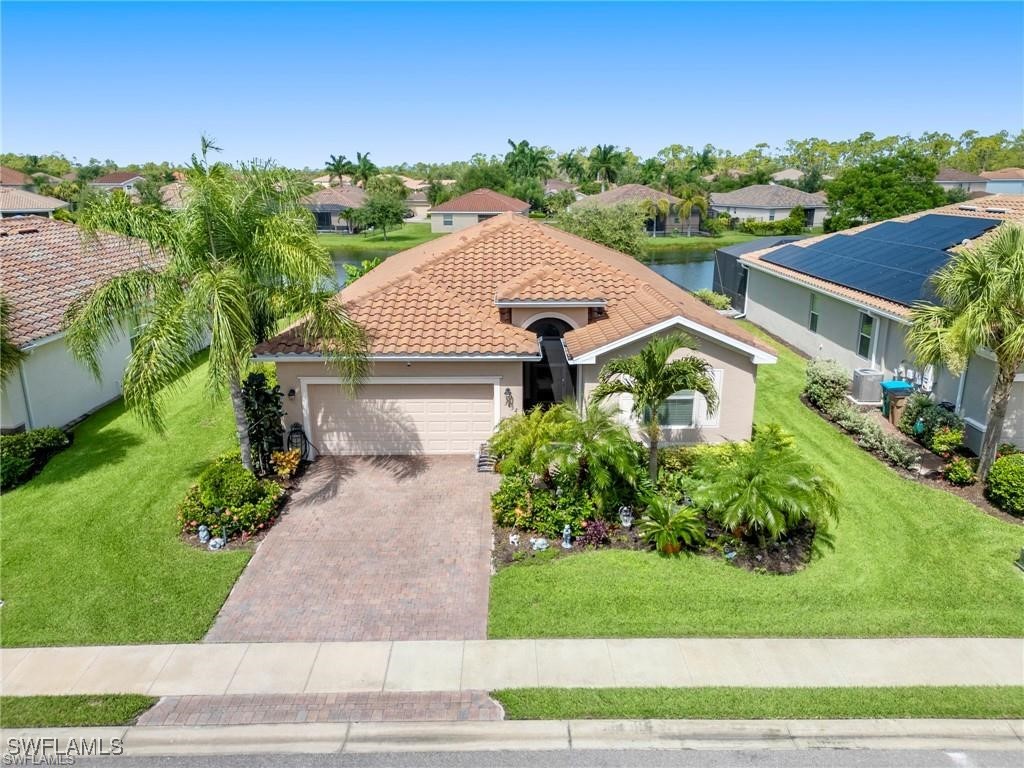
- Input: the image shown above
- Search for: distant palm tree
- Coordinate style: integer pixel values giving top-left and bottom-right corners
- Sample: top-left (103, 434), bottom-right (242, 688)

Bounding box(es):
top-left (678, 188), bottom-right (708, 236)
top-left (504, 139), bottom-right (553, 182)
top-left (325, 154), bottom-right (353, 186)
top-left (690, 146), bottom-right (716, 176)
top-left (907, 222), bottom-right (1024, 475)
top-left (589, 144), bottom-right (623, 192)
top-left (590, 333), bottom-right (718, 480)
top-left (351, 152), bottom-right (379, 188)
top-left (557, 151), bottom-right (586, 184)
top-left (644, 197), bottom-right (670, 237)
top-left (65, 138), bottom-right (368, 470)
top-left (1, 295), bottom-right (27, 386)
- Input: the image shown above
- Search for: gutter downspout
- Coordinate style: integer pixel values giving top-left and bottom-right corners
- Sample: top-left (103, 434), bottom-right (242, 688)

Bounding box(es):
top-left (954, 359), bottom-right (969, 415)
top-left (17, 361), bottom-right (35, 430)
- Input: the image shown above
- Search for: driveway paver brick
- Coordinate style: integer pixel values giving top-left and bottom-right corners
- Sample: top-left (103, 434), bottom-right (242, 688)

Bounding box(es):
top-left (205, 456), bottom-right (496, 643)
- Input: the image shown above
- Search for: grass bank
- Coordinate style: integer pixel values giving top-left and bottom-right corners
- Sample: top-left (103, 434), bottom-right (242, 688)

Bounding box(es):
top-left (317, 222), bottom-right (440, 253)
top-left (0, 695), bottom-right (156, 728)
top-left (641, 231), bottom-right (759, 255)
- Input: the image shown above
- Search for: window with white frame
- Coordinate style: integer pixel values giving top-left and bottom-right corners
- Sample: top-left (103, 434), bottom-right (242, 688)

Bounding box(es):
top-left (857, 312), bottom-right (874, 358)
top-left (808, 293), bottom-right (819, 332)
top-left (645, 391), bottom-right (696, 428)
top-left (768, 209), bottom-right (776, 221)
top-left (442, 214), bottom-right (453, 227)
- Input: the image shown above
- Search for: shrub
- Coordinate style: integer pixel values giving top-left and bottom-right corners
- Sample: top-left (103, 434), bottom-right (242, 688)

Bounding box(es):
top-left (898, 395), bottom-right (964, 449)
top-left (491, 470), bottom-right (596, 538)
top-left (944, 456), bottom-right (977, 486)
top-left (242, 371), bottom-right (284, 474)
top-left (577, 519), bottom-right (612, 548)
top-left (997, 443), bottom-right (1021, 457)
top-left (197, 454), bottom-right (262, 508)
top-left (879, 434), bottom-right (918, 470)
top-left (704, 213), bottom-right (731, 236)
top-left (804, 359), bottom-right (850, 411)
top-left (693, 289), bottom-right (731, 310)
top-left (637, 495), bottom-right (705, 555)
top-left (271, 449), bottom-right (301, 479)
top-left (178, 454), bottom-right (284, 539)
top-left (898, 394), bottom-right (933, 436)
top-left (0, 427), bottom-right (70, 491)
top-left (985, 453), bottom-right (1024, 515)
top-left (929, 426), bottom-right (964, 458)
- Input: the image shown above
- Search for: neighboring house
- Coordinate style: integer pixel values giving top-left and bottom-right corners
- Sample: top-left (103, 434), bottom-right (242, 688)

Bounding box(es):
top-left (740, 196), bottom-right (1024, 453)
top-left (311, 174), bottom-right (336, 188)
top-left (571, 184), bottom-right (699, 235)
top-left (712, 235), bottom-right (805, 309)
top-left (710, 184), bottom-right (828, 228)
top-left (981, 168), bottom-right (1024, 195)
top-left (935, 168), bottom-right (989, 196)
top-left (770, 168), bottom-right (805, 183)
top-left (405, 190), bottom-right (430, 220)
top-left (0, 166), bottom-right (32, 187)
top-left (254, 213), bottom-right (776, 456)
top-left (89, 171), bottom-right (145, 194)
top-left (543, 178), bottom-right (577, 195)
top-left (428, 188), bottom-right (529, 233)
top-left (0, 217), bottom-right (162, 432)
top-left (300, 186), bottom-right (367, 231)
top-left (0, 188), bottom-right (70, 218)
top-left (159, 181), bottom-right (189, 210)
top-left (32, 172), bottom-right (63, 187)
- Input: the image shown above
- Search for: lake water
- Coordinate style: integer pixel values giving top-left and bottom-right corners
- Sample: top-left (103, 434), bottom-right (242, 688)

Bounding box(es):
top-left (330, 245), bottom-right (716, 293)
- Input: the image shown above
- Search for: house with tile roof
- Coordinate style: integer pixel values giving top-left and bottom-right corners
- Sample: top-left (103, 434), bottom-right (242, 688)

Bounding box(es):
top-left (980, 168), bottom-right (1024, 195)
top-left (88, 171), bottom-right (145, 193)
top-left (711, 184), bottom-right (829, 228)
top-left (254, 213), bottom-right (775, 456)
top-left (0, 166), bottom-right (33, 187)
top-left (0, 188), bottom-right (70, 218)
top-left (740, 195), bottom-right (1024, 453)
top-left (935, 168), bottom-right (989, 196)
top-left (428, 188), bottom-right (529, 233)
top-left (571, 184), bottom-right (699, 236)
top-left (300, 186), bottom-right (367, 231)
top-left (0, 217), bottom-right (163, 432)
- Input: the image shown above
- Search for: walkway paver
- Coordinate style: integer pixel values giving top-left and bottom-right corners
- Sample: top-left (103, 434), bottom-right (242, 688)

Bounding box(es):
top-left (204, 456), bottom-right (497, 643)
top-left (2, 637), bottom-right (1021, 697)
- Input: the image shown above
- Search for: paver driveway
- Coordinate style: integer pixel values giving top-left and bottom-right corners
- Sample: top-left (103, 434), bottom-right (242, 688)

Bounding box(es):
top-left (205, 456), bottom-right (497, 643)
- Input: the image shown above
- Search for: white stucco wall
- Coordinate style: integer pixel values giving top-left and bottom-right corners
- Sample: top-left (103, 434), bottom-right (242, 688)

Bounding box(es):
top-left (1, 334), bottom-right (130, 431)
top-left (985, 180), bottom-right (1024, 195)
top-left (712, 205), bottom-right (826, 228)
top-left (430, 212), bottom-right (485, 233)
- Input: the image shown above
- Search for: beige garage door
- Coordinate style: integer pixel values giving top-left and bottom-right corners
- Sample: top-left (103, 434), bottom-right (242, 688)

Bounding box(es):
top-left (308, 383), bottom-right (495, 455)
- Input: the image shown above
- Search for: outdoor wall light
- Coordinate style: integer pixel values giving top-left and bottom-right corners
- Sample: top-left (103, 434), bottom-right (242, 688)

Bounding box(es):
top-left (504, 387), bottom-right (513, 409)
top-left (287, 388), bottom-right (296, 400)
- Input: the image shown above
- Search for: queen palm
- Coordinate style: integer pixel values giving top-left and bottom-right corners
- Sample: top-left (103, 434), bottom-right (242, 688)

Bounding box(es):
top-left (678, 187), bottom-right (708, 236)
top-left (590, 333), bottom-right (718, 480)
top-left (557, 151), bottom-right (586, 185)
top-left (351, 151), bottom-right (378, 188)
top-left (325, 154), bottom-right (353, 186)
top-left (907, 222), bottom-right (1024, 475)
top-left (1, 295), bottom-right (27, 385)
top-left (64, 138), bottom-right (368, 470)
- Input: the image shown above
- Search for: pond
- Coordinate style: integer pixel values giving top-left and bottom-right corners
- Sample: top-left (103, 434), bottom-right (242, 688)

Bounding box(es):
top-left (329, 246), bottom-right (716, 293)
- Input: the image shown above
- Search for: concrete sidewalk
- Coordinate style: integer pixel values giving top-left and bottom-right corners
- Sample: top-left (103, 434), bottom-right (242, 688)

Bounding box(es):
top-left (2, 637), bottom-right (1022, 697)
top-left (1, 719), bottom-right (1022, 757)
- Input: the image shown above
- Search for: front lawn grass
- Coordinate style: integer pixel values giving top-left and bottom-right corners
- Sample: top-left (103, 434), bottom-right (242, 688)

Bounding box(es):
top-left (0, 695), bottom-right (156, 728)
top-left (317, 222), bottom-right (440, 252)
top-left (488, 325), bottom-right (1024, 638)
top-left (0, 354), bottom-right (250, 647)
top-left (494, 687), bottom-right (1024, 720)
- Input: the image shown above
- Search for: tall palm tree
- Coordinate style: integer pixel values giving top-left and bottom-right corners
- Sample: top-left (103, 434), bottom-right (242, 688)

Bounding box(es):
top-left (557, 151), bottom-right (586, 184)
top-left (325, 154), bottom-right (353, 186)
top-left (678, 187), bottom-right (708, 236)
top-left (1, 295), bottom-right (27, 386)
top-left (351, 152), bottom-right (378, 188)
top-left (590, 333), bottom-right (718, 480)
top-left (65, 138), bottom-right (368, 470)
top-left (690, 146), bottom-right (716, 176)
top-left (504, 139), bottom-right (553, 182)
top-left (907, 222), bottom-right (1024, 475)
top-left (589, 144), bottom-right (623, 192)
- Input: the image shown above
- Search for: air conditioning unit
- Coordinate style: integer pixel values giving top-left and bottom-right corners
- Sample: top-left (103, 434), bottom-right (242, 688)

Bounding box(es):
top-left (851, 368), bottom-right (883, 404)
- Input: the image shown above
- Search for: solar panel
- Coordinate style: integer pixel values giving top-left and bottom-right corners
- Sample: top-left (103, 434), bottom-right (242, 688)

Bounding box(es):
top-left (761, 214), bottom-right (1001, 306)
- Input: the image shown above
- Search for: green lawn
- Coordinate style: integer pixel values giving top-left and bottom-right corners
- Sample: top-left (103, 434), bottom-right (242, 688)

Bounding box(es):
top-left (0, 695), bottom-right (156, 728)
top-left (0, 355), bottom-right (250, 647)
top-left (488, 324), bottom-right (1024, 638)
top-left (494, 687), bottom-right (1024, 720)
top-left (317, 222), bottom-right (440, 253)
top-left (642, 231), bottom-right (759, 255)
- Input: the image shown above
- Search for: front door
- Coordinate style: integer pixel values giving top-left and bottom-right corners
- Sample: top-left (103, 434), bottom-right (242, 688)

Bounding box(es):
top-left (523, 318), bottom-right (577, 411)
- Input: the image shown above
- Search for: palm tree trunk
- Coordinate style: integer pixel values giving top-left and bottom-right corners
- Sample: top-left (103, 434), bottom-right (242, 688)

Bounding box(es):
top-left (978, 363), bottom-right (1016, 476)
top-left (647, 421), bottom-right (660, 481)
top-left (229, 377), bottom-right (253, 471)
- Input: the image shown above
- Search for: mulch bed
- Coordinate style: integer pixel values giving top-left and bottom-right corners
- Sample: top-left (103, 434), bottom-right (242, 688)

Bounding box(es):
top-left (492, 524), bottom-right (644, 569)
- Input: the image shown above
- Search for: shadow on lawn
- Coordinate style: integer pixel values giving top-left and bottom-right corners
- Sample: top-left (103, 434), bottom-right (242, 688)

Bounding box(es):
top-left (27, 425), bottom-right (144, 490)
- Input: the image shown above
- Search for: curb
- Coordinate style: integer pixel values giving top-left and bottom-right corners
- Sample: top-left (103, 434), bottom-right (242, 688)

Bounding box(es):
top-left (2, 719), bottom-right (1022, 756)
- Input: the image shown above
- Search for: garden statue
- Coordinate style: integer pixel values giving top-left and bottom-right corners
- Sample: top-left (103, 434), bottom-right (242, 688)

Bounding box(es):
top-left (197, 525), bottom-right (210, 544)
top-left (561, 524), bottom-right (572, 550)
top-left (208, 537), bottom-right (225, 551)
top-left (530, 537), bottom-right (548, 551)
top-left (618, 506), bottom-right (634, 528)
top-left (508, 532), bottom-right (520, 548)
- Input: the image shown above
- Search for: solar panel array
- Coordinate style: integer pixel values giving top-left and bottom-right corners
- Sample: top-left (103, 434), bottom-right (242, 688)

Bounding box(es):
top-left (761, 214), bottom-right (1002, 306)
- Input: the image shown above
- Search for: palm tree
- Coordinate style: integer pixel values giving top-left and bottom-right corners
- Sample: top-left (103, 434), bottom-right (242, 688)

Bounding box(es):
top-left (907, 222), bottom-right (1024, 476)
top-left (644, 197), bottom-right (670, 237)
top-left (590, 333), bottom-right (718, 480)
top-left (693, 424), bottom-right (839, 552)
top-left (488, 403), bottom-right (574, 481)
top-left (557, 151), bottom-right (586, 184)
top-left (504, 139), bottom-right (553, 182)
top-left (1, 295), bottom-right (27, 386)
top-left (64, 138), bottom-right (368, 471)
top-left (690, 146), bottom-right (716, 176)
top-left (351, 152), bottom-right (378, 188)
top-left (678, 187), bottom-right (708, 236)
top-left (325, 154), bottom-right (353, 186)
top-left (589, 145), bottom-right (623, 192)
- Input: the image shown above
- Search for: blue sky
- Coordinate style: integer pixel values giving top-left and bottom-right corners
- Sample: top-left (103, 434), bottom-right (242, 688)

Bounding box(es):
top-left (3, 2), bottom-right (1022, 168)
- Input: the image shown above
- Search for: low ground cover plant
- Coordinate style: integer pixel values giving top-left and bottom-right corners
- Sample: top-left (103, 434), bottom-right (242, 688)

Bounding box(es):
top-left (692, 289), bottom-right (732, 310)
top-left (0, 427), bottom-right (70, 491)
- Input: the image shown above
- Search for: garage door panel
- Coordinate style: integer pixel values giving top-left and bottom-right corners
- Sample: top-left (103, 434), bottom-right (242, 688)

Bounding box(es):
top-left (309, 383), bottom-right (495, 456)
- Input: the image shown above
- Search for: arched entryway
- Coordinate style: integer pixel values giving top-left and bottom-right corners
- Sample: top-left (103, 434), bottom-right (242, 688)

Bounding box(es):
top-left (523, 318), bottom-right (578, 410)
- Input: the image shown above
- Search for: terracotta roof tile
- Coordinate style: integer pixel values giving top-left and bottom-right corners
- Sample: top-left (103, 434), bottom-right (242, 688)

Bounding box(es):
top-left (0, 166), bottom-right (31, 186)
top-left (0, 216), bottom-right (162, 346)
top-left (495, 265), bottom-right (605, 303)
top-left (256, 214), bottom-right (772, 360)
top-left (429, 188), bottom-right (529, 214)
top-left (936, 167), bottom-right (987, 183)
top-left (980, 167), bottom-right (1024, 180)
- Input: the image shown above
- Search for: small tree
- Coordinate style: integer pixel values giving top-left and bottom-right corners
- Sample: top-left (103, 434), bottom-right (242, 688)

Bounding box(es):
top-left (590, 333), bottom-right (718, 480)
top-left (343, 257), bottom-right (383, 285)
top-left (358, 193), bottom-right (407, 240)
top-left (555, 202), bottom-right (648, 257)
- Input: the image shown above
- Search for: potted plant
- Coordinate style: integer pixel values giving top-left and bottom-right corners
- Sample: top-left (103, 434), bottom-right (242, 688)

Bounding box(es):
top-left (638, 495), bottom-right (704, 556)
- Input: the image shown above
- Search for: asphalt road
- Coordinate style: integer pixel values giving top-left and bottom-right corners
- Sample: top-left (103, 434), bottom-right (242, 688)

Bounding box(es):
top-left (76, 749), bottom-right (1023, 767)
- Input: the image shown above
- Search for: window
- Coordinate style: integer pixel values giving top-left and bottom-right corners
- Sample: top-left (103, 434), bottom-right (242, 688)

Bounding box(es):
top-left (857, 312), bottom-right (874, 358)
top-left (646, 391), bottom-right (696, 428)
top-left (808, 293), bottom-right (819, 332)
top-left (768, 209), bottom-right (776, 221)
top-left (442, 214), bottom-right (453, 227)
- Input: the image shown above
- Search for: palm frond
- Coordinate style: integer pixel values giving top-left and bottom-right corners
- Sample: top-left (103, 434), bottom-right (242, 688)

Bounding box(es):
top-left (0, 295), bottom-right (27, 384)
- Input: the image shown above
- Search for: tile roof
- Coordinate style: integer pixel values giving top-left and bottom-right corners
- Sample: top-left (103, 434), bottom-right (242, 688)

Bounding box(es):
top-left (255, 213), bottom-right (773, 360)
top-left (936, 167), bottom-right (987, 183)
top-left (429, 188), bottom-right (529, 214)
top-left (544, 178), bottom-right (577, 194)
top-left (980, 167), bottom-right (1024, 180)
top-left (0, 188), bottom-right (70, 213)
top-left (0, 166), bottom-right (31, 186)
top-left (91, 171), bottom-right (144, 185)
top-left (0, 216), bottom-right (162, 347)
top-left (495, 265), bottom-right (605, 303)
top-left (300, 185), bottom-right (367, 211)
top-left (740, 195), bottom-right (1024, 318)
top-left (769, 168), bottom-right (805, 182)
top-left (573, 184), bottom-right (681, 207)
top-left (159, 181), bottom-right (189, 210)
top-left (711, 184), bottom-right (827, 209)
